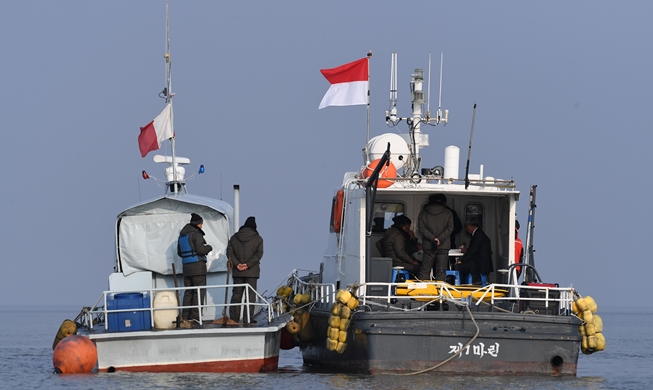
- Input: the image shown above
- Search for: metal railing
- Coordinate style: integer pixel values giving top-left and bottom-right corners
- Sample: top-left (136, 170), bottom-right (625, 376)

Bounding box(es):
top-left (285, 269), bottom-right (574, 316)
top-left (83, 282), bottom-right (277, 331)
top-left (359, 281), bottom-right (573, 315)
top-left (286, 269), bottom-right (336, 308)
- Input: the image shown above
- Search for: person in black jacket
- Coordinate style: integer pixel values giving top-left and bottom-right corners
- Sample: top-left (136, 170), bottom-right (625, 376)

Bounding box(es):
top-left (177, 213), bottom-right (213, 322)
top-left (455, 217), bottom-right (492, 285)
top-left (440, 195), bottom-right (463, 249)
top-left (378, 215), bottom-right (421, 275)
top-left (227, 216), bottom-right (264, 324)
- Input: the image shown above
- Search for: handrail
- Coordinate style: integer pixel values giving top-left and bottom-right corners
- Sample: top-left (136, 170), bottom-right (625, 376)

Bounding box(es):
top-left (85, 282), bottom-right (278, 331)
top-left (286, 275), bottom-right (573, 316)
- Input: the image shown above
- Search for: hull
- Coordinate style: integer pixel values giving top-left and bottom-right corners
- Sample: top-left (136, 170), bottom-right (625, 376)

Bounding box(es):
top-left (302, 308), bottom-right (581, 376)
top-left (82, 322), bottom-right (284, 373)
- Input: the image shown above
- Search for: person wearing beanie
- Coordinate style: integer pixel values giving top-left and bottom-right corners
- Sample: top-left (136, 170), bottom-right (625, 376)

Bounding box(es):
top-left (417, 194), bottom-right (454, 281)
top-left (177, 212), bottom-right (213, 324)
top-left (227, 216), bottom-right (263, 324)
top-left (378, 214), bottom-right (421, 276)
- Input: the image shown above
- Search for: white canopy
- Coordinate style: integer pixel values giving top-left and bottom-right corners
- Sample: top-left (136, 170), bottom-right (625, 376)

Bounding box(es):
top-left (116, 194), bottom-right (234, 276)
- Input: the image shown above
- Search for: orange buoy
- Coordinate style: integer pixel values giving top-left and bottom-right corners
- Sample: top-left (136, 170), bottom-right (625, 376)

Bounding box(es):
top-left (53, 335), bottom-right (97, 374)
top-left (361, 159), bottom-right (396, 188)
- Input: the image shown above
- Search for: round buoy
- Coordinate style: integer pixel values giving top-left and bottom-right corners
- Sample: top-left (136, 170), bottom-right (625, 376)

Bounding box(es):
top-left (361, 159), bottom-right (397, 188)
top-left (286, 321), bottom-right (300, 335)
top-left (53, 335), bottom-right (97, 374)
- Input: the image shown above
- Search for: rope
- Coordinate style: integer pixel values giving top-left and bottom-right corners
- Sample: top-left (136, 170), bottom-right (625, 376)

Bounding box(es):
top-left (394, 298), bottom-right (481, 376)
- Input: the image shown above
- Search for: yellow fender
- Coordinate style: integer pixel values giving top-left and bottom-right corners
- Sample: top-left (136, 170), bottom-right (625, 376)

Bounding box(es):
top-left (595, 333), bottom-right (606, 351)
top-left (328, 315), bottom-right (341, 328)
top-left (576, 297), bottom-right (588, 312)
top-left (326, 338), bottom-right (337, 351)
top-left (584, 296), bottom-right (598, 313)
top-left (592, 315), bottom-right (603, 333)
top-left (52, 319), bottom-right (77, 350)
top-left (328, 326), bottom-right (339, 341)
top-left (582, 310), bottom-right (593, 325)
top-left (346, 297), bottom-right (359, 310)
top-left (337, 290), bottom-right (352, 305)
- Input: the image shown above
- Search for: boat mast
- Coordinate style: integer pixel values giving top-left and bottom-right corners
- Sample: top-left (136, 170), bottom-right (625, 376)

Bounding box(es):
top-left (385, 53), bottom-right (449, 178)
top-left (523, 185), bottom-right (537, 282)
top-left (164, 0), bottom-right (179, 195)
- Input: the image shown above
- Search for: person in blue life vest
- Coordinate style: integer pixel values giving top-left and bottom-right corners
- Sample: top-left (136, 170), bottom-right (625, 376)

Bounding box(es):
top-left (228, 216), bottom-right (263, 324)
top-left (177, 213), bottom-right (213, 323)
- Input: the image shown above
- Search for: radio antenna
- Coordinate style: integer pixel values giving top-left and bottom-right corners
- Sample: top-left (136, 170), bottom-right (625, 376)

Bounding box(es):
top-left (464, 103), bottom-right (477, 190)
top-left (427, 52), bottom-right (432, 117)
top-left (385, 52), bottom-right (398, 125)
top-left (438, 52), bottom-right (443, 120)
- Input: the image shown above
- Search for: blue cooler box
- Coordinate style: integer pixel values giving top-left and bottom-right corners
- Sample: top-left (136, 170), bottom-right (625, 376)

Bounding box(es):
top-left (107, 292), bottom-right (152, 332)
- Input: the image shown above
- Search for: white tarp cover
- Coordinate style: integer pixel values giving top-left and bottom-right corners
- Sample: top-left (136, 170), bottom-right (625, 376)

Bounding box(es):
top-left (117, 195), bottom-right (233, 276)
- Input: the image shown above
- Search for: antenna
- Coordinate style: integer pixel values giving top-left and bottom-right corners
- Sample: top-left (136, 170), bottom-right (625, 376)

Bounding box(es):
top-left (464, 103), bottom-right (477, 190)
top-left (438, 52), bottom-right (443, 120)
top-left (427, 52), bottom-right (432, 118)
top-left (386, 53), bottom-right (398, 125)
top-left (164, 0), bottom-right (180, 195)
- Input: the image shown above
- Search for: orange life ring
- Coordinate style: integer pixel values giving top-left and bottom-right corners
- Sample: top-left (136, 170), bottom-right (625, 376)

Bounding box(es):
top-left (361, 159), bottom-right (397, 188)
top-left (333, 189), bottom-right (344, 233)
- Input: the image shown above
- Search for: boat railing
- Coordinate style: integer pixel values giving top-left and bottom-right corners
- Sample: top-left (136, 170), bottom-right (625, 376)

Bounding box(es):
top-left (352, 176), bottom-right (516, 190)
top-left (355, 281), bottom-right (573, 316)
top-left (287, 269), bottom-right (336, 308)
top-left (83, 282), bottom-right (277, 331)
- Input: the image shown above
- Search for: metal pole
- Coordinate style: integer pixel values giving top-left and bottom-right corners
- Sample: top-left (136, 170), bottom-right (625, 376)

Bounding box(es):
top-left (233, 185), bottom-right (240, 231)
top-left (366, 51), bottom-right (372, 145)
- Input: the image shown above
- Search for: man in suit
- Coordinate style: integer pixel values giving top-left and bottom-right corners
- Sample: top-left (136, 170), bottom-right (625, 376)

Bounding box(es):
top-left (455, 217), bottom-right (492, 285)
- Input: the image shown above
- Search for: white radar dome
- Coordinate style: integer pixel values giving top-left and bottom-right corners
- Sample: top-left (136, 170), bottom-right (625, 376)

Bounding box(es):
top-left (366, 133), bottom-right (410, 170)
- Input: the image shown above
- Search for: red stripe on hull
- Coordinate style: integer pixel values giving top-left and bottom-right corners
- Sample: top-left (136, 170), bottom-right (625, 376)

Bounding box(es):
top-left (99, 355), bottom-right (279, 373)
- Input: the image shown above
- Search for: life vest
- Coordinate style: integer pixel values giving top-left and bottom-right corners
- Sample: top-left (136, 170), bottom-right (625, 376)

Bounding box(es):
top-left (179, 233), bottom-right (200, 264)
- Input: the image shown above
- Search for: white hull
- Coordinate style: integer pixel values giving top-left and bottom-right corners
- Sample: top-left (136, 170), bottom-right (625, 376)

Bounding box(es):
top-left (82, 321), bottom-right (285, 372)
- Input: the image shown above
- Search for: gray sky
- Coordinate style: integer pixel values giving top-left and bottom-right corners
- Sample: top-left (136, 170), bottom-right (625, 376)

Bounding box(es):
top-left (1, 1), bottom-right (650, 308)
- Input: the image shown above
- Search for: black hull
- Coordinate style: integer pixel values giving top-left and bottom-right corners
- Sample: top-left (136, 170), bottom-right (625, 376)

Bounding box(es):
top-left (302, 308), bottom-right (581, 376)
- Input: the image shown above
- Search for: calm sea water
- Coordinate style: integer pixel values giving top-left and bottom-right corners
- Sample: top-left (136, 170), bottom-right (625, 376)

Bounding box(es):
top-left (0, 305), bottom-right (650, 390)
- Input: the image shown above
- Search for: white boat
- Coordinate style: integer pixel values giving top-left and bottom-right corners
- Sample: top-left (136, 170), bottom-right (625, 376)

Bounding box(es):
top-left (70, 5), bottom-right (287, 373)
top-left (282, 53), bottom-right (604, 375)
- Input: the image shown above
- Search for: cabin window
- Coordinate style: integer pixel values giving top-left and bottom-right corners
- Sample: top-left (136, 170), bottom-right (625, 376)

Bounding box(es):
top-left (465, 203), bottom-right (484, 229)
top-left (372, 203), bottom-right (406, 233)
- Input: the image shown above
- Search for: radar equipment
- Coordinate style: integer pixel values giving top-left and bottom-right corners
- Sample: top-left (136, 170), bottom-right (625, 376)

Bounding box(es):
top-left (384, 53), bottom-right (449, 178)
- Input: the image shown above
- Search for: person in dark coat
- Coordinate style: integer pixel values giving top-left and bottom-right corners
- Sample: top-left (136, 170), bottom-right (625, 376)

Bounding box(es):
top-left (177, 213), bottom-right (213, 322)
top-left (379, 215), bottom-right (421, 276)
top-left (418, 194), bottom-right (454, 281)
top-left (440, 195), bottom-right (463, 249)
top-left (227, 216), bottom-right (263, 324)
top-left (455, 217), bottom-right (492, 285)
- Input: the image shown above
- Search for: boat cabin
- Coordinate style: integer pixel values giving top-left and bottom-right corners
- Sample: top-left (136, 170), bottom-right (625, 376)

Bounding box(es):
top-left (321, 140), bottom-right (520, 294)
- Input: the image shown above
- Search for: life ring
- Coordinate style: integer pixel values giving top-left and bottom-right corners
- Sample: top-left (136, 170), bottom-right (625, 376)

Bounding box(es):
top-left (361, 159), bottom-right (397, 188)
top-left (333, 189), bottom-right (344, 233)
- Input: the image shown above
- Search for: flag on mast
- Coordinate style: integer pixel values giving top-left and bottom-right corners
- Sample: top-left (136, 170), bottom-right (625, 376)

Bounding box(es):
top-left (318, 57), bottom-right (368, 109)
top-left (138, 103), bottom-right (173, 158)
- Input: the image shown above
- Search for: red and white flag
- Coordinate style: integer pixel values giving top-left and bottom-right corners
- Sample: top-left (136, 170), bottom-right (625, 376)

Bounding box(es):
top-left (318, 57), bottom-right (368, 109)
top-left (138, 103), bottom-right (173, 158)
